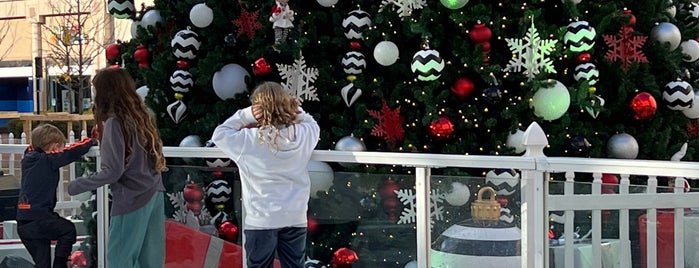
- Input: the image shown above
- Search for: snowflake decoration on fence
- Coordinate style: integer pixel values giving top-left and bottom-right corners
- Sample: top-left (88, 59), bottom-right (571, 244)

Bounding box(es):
top-left (396, 188), bottom-right (445, 225)
top-left (504, 21), bottom-right (558, 81)
top-left (380, 0), bottom-right (427, 17)
top-left (367, 101), bottom-right (405, 147)
top-left (277, 54), bottom-right (319, 102)
top-left (167, 191), bottom-right (212, 226)
top-left (603, 26), bottom-right (647, 73)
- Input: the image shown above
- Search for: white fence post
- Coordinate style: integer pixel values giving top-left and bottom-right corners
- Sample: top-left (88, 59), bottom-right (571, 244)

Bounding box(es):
top-left (8, 133), bottom-right (15, 176)
top-left (521, 122), bottom-right (549, 268)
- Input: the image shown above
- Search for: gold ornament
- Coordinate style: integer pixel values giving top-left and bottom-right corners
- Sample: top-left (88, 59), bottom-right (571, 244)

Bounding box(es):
top-left (471, 187), bottom-right (501, 221)
top-left (347, 75), bottom-right (357, 82)
top-left (588, 86), bottom-right (596, 94)
top-left (175, 93), bottom-right (184, 100)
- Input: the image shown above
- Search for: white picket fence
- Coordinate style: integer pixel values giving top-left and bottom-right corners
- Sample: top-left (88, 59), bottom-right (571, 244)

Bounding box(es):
top-left (1, 123), bottom-right (698, 268)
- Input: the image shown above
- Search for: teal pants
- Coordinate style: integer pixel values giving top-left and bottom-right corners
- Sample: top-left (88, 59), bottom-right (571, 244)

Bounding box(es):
top-left (107, 191), bottom-right (165, 268)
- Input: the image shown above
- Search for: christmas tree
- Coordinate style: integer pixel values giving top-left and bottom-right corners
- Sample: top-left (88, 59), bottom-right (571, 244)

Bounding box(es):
top-left (106, 0), bottom-right (699, 266)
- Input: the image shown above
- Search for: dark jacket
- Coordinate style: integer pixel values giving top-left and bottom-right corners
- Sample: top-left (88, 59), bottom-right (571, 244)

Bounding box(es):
top-left (17, 138), bottom-right (97, 220)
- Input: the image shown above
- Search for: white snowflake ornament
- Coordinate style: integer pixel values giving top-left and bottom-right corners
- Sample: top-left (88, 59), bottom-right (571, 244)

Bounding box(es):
top-left (276, 53), bottom-right (320, 102)
top-left (395, 188), bottom-right (445, 226)
top-left (380, 0), bottom-right (427, 17)
top-left (504, 21), bottom-right (558, 81)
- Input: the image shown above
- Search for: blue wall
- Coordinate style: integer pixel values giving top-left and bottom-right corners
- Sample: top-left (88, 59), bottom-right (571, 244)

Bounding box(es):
top-left (0, 78), bottom-right (32, 128)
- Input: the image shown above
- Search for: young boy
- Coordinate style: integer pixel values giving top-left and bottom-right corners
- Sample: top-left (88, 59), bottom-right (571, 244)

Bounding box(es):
top-left (16, 124), bottom-right (97, 268)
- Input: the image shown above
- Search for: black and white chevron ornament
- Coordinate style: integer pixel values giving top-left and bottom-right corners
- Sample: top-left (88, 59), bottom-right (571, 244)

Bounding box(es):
top-left (170, 70), bottom-right (194, 93)
top-left (341, 51), bottom-right (366, 74)
top-left (432, 219), bottom-right (521, 267)
top-left (485, 169), bottom-right (520, 197)
top-left (204, 140), bottom-right (231, 168)
top-left (411, 49), bottom-right (445, 81)
top-left (171, 29), bottom-right (201, 60)
top-left (342, 9), bottom-right (371, 40)
top-left (341, 83), bottom-right (362, 107)
top-left (167, 100), bottom-right (187, 124)
top-left (206, 180), bottom-right (232, 204)
top-left (573, 63), bottom-right (599, 85)
top-left (107, 0), bottom-right (134, 19)
top-left (663, 79), bottom-right (695, 110)
top-left (563, 20), bottom-right (596, 52)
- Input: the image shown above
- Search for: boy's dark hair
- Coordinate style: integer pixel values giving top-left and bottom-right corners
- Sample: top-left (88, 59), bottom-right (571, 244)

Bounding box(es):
top-left (31, 124), bottom-right (66, 151)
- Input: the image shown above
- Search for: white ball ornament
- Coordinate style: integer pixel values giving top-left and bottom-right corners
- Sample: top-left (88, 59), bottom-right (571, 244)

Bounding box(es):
top-left (563, 20), bottom-right (596, 52)
top-left (607, 133), bottom-right (639, 159)
top-left (206, 180), bottom-right (232, 204)
top-left (130, 20), bottom-right (141, 38)
top-left (342, 10), bottom-right (371, 40)
top-left (531, 80), bottom-right (571, 120)
top-left (650, 22), bottom-right (681, 51)
top-left (683, 94), bottom-right (699, 119)
top-left (189, 3), bottom-right (214, 28)
top-left (439, 0), bottom-right (469, 9)
top-left (334, 136), bottom-right (366, 167)
top-left (136, 85), bottom-right (149, 101)
top-left (373, 41), bottom-right (399, 66)
top-left (179, 135), bottom-right (203, 164)
top-left (307, 161), bottom-right (334, 199)
top-left (171, 29), bottom-right (201, 59)
top-left (411, 49), bottom-right (445, 81)
top-left (170, 70), bottom-right (194, 93)
top-left (317, 0), bottom-right (338, 7)
top-left (506, 129), bottom-right (526, 154)
top-left (212, 64), bottom-right (250, 100)
top-left (444, 182), bottom-right (471, 206)
top-left (341, 51), bottom-right (366, 74)
top-left (107, 0), bottom-right (135, 19)
top-left (663, 79), bottom-right (694, 110)
top-left (680, 39), bottom-right (699, 62)
top-left (485, 169), bottom-right (520, 196)
top-left (140, 9), bottom-right (163, 29)
top-left (573, 63), bottom-right (599, 85)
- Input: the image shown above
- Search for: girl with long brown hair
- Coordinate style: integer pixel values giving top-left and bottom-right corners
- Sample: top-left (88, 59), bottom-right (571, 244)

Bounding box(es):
top-left (68, 67), bottom-right (167, 267)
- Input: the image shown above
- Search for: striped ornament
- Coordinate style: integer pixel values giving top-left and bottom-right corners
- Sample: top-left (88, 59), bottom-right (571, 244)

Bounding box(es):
top-left (484, 169), bottom-right (520, 197)
top-left (341, 83), bottom-right (362, 107)
top-left (411, 49), bottom-right (445, 81)
top-left (341, 51), bottom-right (366, 74)
top-left (171, 29), bottom-right (201, 60)
top-left (563, 20), bottom-right (596, 52)
top-left (167, 100), bottom-right (187, 124)
top-left (431, 219), bottom-right (521, 267)
top-left (204, 140), bottom-right (231, 168)
top-left (107, 0), bottom-right (134, 19)
top-left (663, 79), bottom-right (695, 110)
top-left (206, 180), bottom-right (232, 204)
top-left (573, 63), bottom-right (599, 85)
top-left (170, 70), bottom-right (194, 93)
top-left (342, 9), bottom-right (371, 40)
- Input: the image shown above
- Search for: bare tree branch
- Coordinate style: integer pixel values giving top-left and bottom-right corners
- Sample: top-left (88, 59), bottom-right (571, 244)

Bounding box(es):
top-left (0, 4), bottom-right (18, 62)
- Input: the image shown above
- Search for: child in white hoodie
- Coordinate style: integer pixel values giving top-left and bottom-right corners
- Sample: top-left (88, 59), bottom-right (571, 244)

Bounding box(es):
top-left (212, 81), bottom-right (320, 268)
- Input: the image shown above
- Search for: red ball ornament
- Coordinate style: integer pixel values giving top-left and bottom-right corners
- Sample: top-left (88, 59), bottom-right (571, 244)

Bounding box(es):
top-left (479, 42), bottom-right (491, 53)
top-left (186, 201), bottom-right (202, 215)
top-left (429, 116), bottom-right (455, 139)
top-left (349, 41), bottom-right (362, 50)
top-left (212, 170), bottom-right (224, 178)
top-left (307, 216), bottom-right (318, 234)
top-left (380, 179), bottom-right (399, 198)
top-left (253, 58), bottom-right (273, 77)
top-left (496, 197), bottom-right (509, 207)
top-left (133, 45), bottom-right (149, 63)
top-left (469, 23), bottom-right (492, 44)
top-left (69, 250), bottom-right (88, 267)
top-left (623, 9), bottom-right (636, 27)
top-left (630, 92), bottom-right (657, 120)
top-left (183, 183), bottom-right (204, 202)
top-left (218, 221), bottom-right (239, 242)
top-left (176, 60), bottom-right (189, 69)
top-left (105, 43), bottom-right (121, 62)
top-left (138, 62), bottom-right (150, 69)
top-left (332, 247), bottom-right (359, 267)
top-left (451, 77), bottom-right (475, 99)
top-left (576, 52), bottom-right (591, 63)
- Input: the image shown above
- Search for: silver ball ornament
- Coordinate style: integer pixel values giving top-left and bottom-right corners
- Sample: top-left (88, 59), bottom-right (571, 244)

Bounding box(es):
top-left (650, 22), bottom-right (681, 51)
top-left (607, 133), bottom-right (639, 159)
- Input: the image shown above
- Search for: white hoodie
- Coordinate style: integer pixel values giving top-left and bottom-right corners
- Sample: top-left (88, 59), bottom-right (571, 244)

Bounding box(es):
top-left (212, 107), bottom-right (320, 229)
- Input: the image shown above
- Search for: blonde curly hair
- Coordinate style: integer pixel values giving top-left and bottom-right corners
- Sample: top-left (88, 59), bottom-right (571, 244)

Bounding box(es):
top-left (249, 81), bottom-right (299, 147)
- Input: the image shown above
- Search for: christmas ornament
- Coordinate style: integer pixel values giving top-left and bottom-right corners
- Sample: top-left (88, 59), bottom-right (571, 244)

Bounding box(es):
top-left (186, 200), bottom-right (202, 215)
top-left (682, 95), bottom-right (699, 119)
top-left (630, 92), bottom-right (657, 120)
top-left (563, 20), bottom-right (596, 52)
top-left (206, 180), bottom-right (232, 204)
top-left (335, 135), bottom-right (366, 152)
top-left (650, 22), bottom-right (681, 51)
top-left (105, 43), bottom-right (121, 63)
top-left (176, 60), bottom-right (189, 69)
top-left (232, 9), bottom-right (262, 39)
top-left (133, 45), bottom-right (149, 68)
top-left (305, 257), bottom-right (328, 268)
top-left (504, 21), bottom-right (558, 80)
top-left (332, 247), bottom-right (359, 267)
top-left (411, 49), bottom-right (445, 81)
top-left (576, 52), bottom-right (591, 63)
top-left (395, 187), bottom-right (446, 225)
top-left (444, 182), bottom-right (470, 206)
top-left (212, 63), bottom-right (250, 100)
top-left (349, 41), bottom-right (362, 50)
top-left (531, 79), bottom-right (570, 120)
top-left (317, 0), bottom-right (338, 7)
top-left (583, 95), bottom-right (605, 118)
top-left (170, 70), bottom-right (194, 93)
top-left (252, 58), bottom-right (273, 77)
top-left (380, 0), bottom-right (427, 17)
top-left (432, 187), bottom-right (521, 267)
top-left (482, 86), bottom-right (502, 103)
top-left (277, 54), bottom-right (320, 102)
top-left (171, 28), bottom-right (201, 60)
top-left (204, 140), bottom-right (231, 168)
top-left (140, 9), bottom-right (163, 29)
top-left (566, 135), bottom-right (591, 157)
top-left (680, 39), bottom-right (699, 62)
top-left (663, 79), bottom-right (694, 110)
top-left (224, 33), bottom-right (237, 47)
top-left (69, 250), bottom-right (88, 267)
top-left (623, 9), bottom-right (636, 27)
top-left (308, 160), bottom-right (334, 199)
top-left (189, 3), bottom-right (214, 28)
top-left (440, 0), bottom-right (469, 9)
top-left (428, 116), bottom-right (454, 139)
top-left (688, 120), bottom-right (699, 138)
top-left (107, 0), bottom-right (134, 19)
top-left (183, 182), bottom-right (204, 202)
top-left (603, 26), bottom-right (648, 72)
top-left (368, 101), bottom-right (405, 147)
top-left (210, 205), bottom-right (228, 227)
top-left (373, 41), bottom-right (400, 66)
top-left (404, 260), bottom-right (418, 268)
top-left (341, 83), bottom-right (362, 107)
top-left (136, 85), bottom-right (149, 101)
top-left (167, 97), bottom-right (187, 124)
top-left (607, 133), bottom-right (639, 159)
top-left (269, 0), bottom-right (294, 44)
top-left (485, 169), bottom-right (520, 197)
top-left (218, 221), bottom-right (239, 242)
top-left (130, 20), bottom-right (140, 38)
top-left (342, 9), bottom-right (372, 40)
top-left (573, 63), bottom-right (599, 85)
top-left (469, 23), bottom-right (492, 44)
top-left (451, 77), bottom-right (475, 99)
top-left (307, 216), bottom-right (318, 234)
top-left (505, 129), bottom-right (526, 154)
top-left (341, 51), bottom-right (366, 74)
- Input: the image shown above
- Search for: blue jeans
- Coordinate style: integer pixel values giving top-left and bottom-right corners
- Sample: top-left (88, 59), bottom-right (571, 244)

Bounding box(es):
top-left (244, 227), bottom-right (306, 268)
